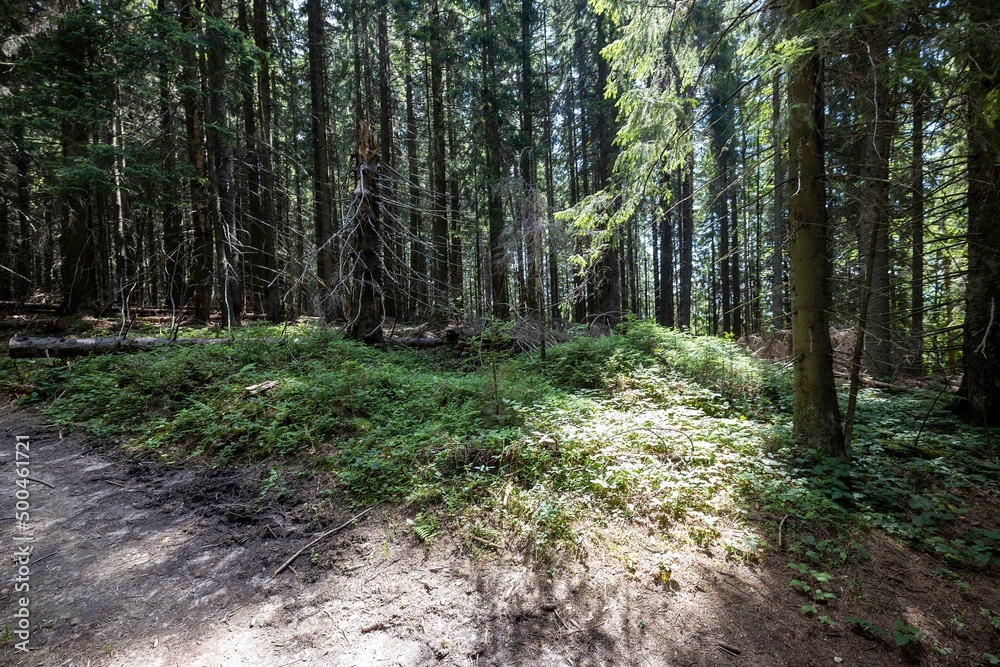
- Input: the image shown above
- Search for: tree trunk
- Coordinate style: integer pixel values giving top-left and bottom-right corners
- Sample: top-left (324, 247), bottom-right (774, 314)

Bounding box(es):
top-left (378, 0), bottom-right (398, 320)
top-left (343, 122), bottom-right (386, 346)
top-left (429, 1), bottom-right (449, 309)
top-left (158, 0), bottom-right (183, 313)
top-left (59, 124), bottom-right (98, 315)
top-left (56, 16), bottom-right (98, 316)
top-left (786, 0), bottom-right (844, 455)
top-left (720, 156), bottom-right (732, 334)
top-left (962, 0), bottom-right (1000, 427)
top-left (592, 14), bottom-right (619, 326)
top-left (352, 4), bottom-right (364, 124)
top-left (859, 35), bottom-right (894, 378)
top-left (520, 0), bottom-right (538, 316)
top-left (404, 24), bottom-right (425, 318)
top-left (771, 72), bottom-right (785, 330)
top-left (447, 64), bottom-right (463, 306)
top-left (542, 21), bottom-right (560, 321)
top-left (307, 0), bottom-right (334, 318)
top-left (659, 186), bottom-right (674, 328)
top-left (241, 0), bottom-right (280, 322)
top-left (14, 121), bottom-right (32, 301)
top-left (678, 156), bottom-right (694, 330)
top-left (731, 186), bottom-right (742, 338)
top-left (483, 0), bottom-right (508, 319)
top-left (206, 0), bottom-right (241, 328)
top-left (181, 0), bottom-right (212, 324)
top-left (910, 84), bottom-right (925, 375)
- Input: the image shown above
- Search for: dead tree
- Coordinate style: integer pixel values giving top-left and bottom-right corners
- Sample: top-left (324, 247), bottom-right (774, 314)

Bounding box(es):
top-left (342, 121), bottom-right (387, 347)
top-left (7, 336), bottom-right (223, 359)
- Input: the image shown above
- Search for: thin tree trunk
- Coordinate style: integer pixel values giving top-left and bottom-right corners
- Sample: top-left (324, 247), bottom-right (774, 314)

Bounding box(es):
top-left (859, 35), bottom-right (894, 378)
top-left (910, 85), bottom-right (925, 374)
top-left (520, 0), bottom-right (538, 315)
top-left (592, 14), bottom-right (619, 326)
top-left (678, 156), bottom-right (694, 330)
top-left (447, 67), bottom-right (463, 306)
top-left (429, 1), bottom-right (448, 309)
top-left (114, 94), bottom-right (137, 319)
top-left (771, 72), bottom-right (785, 330)
top-left (659, 181), bottom-right (674, 327)
top-left (566, 79), bottom-right (579, 207)
top-left (159, 0), bottom-right (182, 312)
top-left (352, 5), bottom-right (364, 124)
top-left (844, 185), bottom-right (883, 448)
top-left (14, 119), bottom-right (32, 300)
top-left (731, 185), bottom-right (742, 338)
top-left (404, 24), bottom-right (424, 317)
top-left (542, 22), bottom-right (560, 321)
top-left (378, 0), bottom-right (398, 319)
top-left (720, 156), bottom-right (732, 334)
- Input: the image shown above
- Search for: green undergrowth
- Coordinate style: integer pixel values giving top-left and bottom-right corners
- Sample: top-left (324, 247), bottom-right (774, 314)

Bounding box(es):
top-left (1, 320), bottom-right (996, 568)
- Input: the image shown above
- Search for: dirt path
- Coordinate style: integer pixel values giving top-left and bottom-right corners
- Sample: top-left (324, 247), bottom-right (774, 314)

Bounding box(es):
top-left (1, 404), bottom-right (995, 666)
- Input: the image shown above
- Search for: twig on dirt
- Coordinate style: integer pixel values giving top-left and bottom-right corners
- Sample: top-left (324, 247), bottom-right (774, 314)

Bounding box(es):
top-left (33, 551), bottom-right (57, 565)
top-left (270, 507), bottom-right (372, 579)
top-left (471, 535), bottom-right (503, 550)
top-left (27, 476), bottom-right (55, 489)
top-left (778, 514), bottom-right (789, 549)
top-left (360, 621), bottom-right (386, 634)
top-left (553, 608), bottom-right (574, 631)
top-left (716, 643), bottom-right (741, 656)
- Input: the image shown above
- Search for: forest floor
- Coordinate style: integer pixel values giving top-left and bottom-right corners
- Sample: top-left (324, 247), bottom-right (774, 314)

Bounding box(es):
top-left (2, 404), bottom-right (999, 667)
top-left (1, 320), bottom-right (999, 666)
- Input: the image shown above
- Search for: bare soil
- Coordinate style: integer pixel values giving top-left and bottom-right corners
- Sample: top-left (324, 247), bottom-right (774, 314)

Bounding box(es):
top-left (1, 404), bottom-right (998, 667)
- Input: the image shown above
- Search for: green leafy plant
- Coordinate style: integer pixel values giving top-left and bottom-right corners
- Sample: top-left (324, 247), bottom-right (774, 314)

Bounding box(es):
top-left (848, 616), bottom-right (887, 640)
top-left (893, 620), bottom-right (923, 647)
top-left (983, 608), bottom-right (1000, 633)
top-left (407, 512), bottom-right (439, 543)
top-left (931, 640), bottom-right (952, 656)
top-left (788, 563), bottom-right (837, 604)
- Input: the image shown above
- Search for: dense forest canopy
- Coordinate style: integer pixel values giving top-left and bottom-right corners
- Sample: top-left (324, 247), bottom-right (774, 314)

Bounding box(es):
top-left (0, 0), bottom-right (998, 428)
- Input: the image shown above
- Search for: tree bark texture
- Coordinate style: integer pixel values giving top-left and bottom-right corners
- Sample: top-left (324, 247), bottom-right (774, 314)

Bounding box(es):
top-left (962, 0), bottom-right (1000, 427)
top-left (786, 0), bottom-right (845, 455)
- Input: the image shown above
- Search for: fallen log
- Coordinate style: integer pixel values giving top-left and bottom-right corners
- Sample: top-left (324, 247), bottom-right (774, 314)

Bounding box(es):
top-left (7, 335), bottom-right (225, 359)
